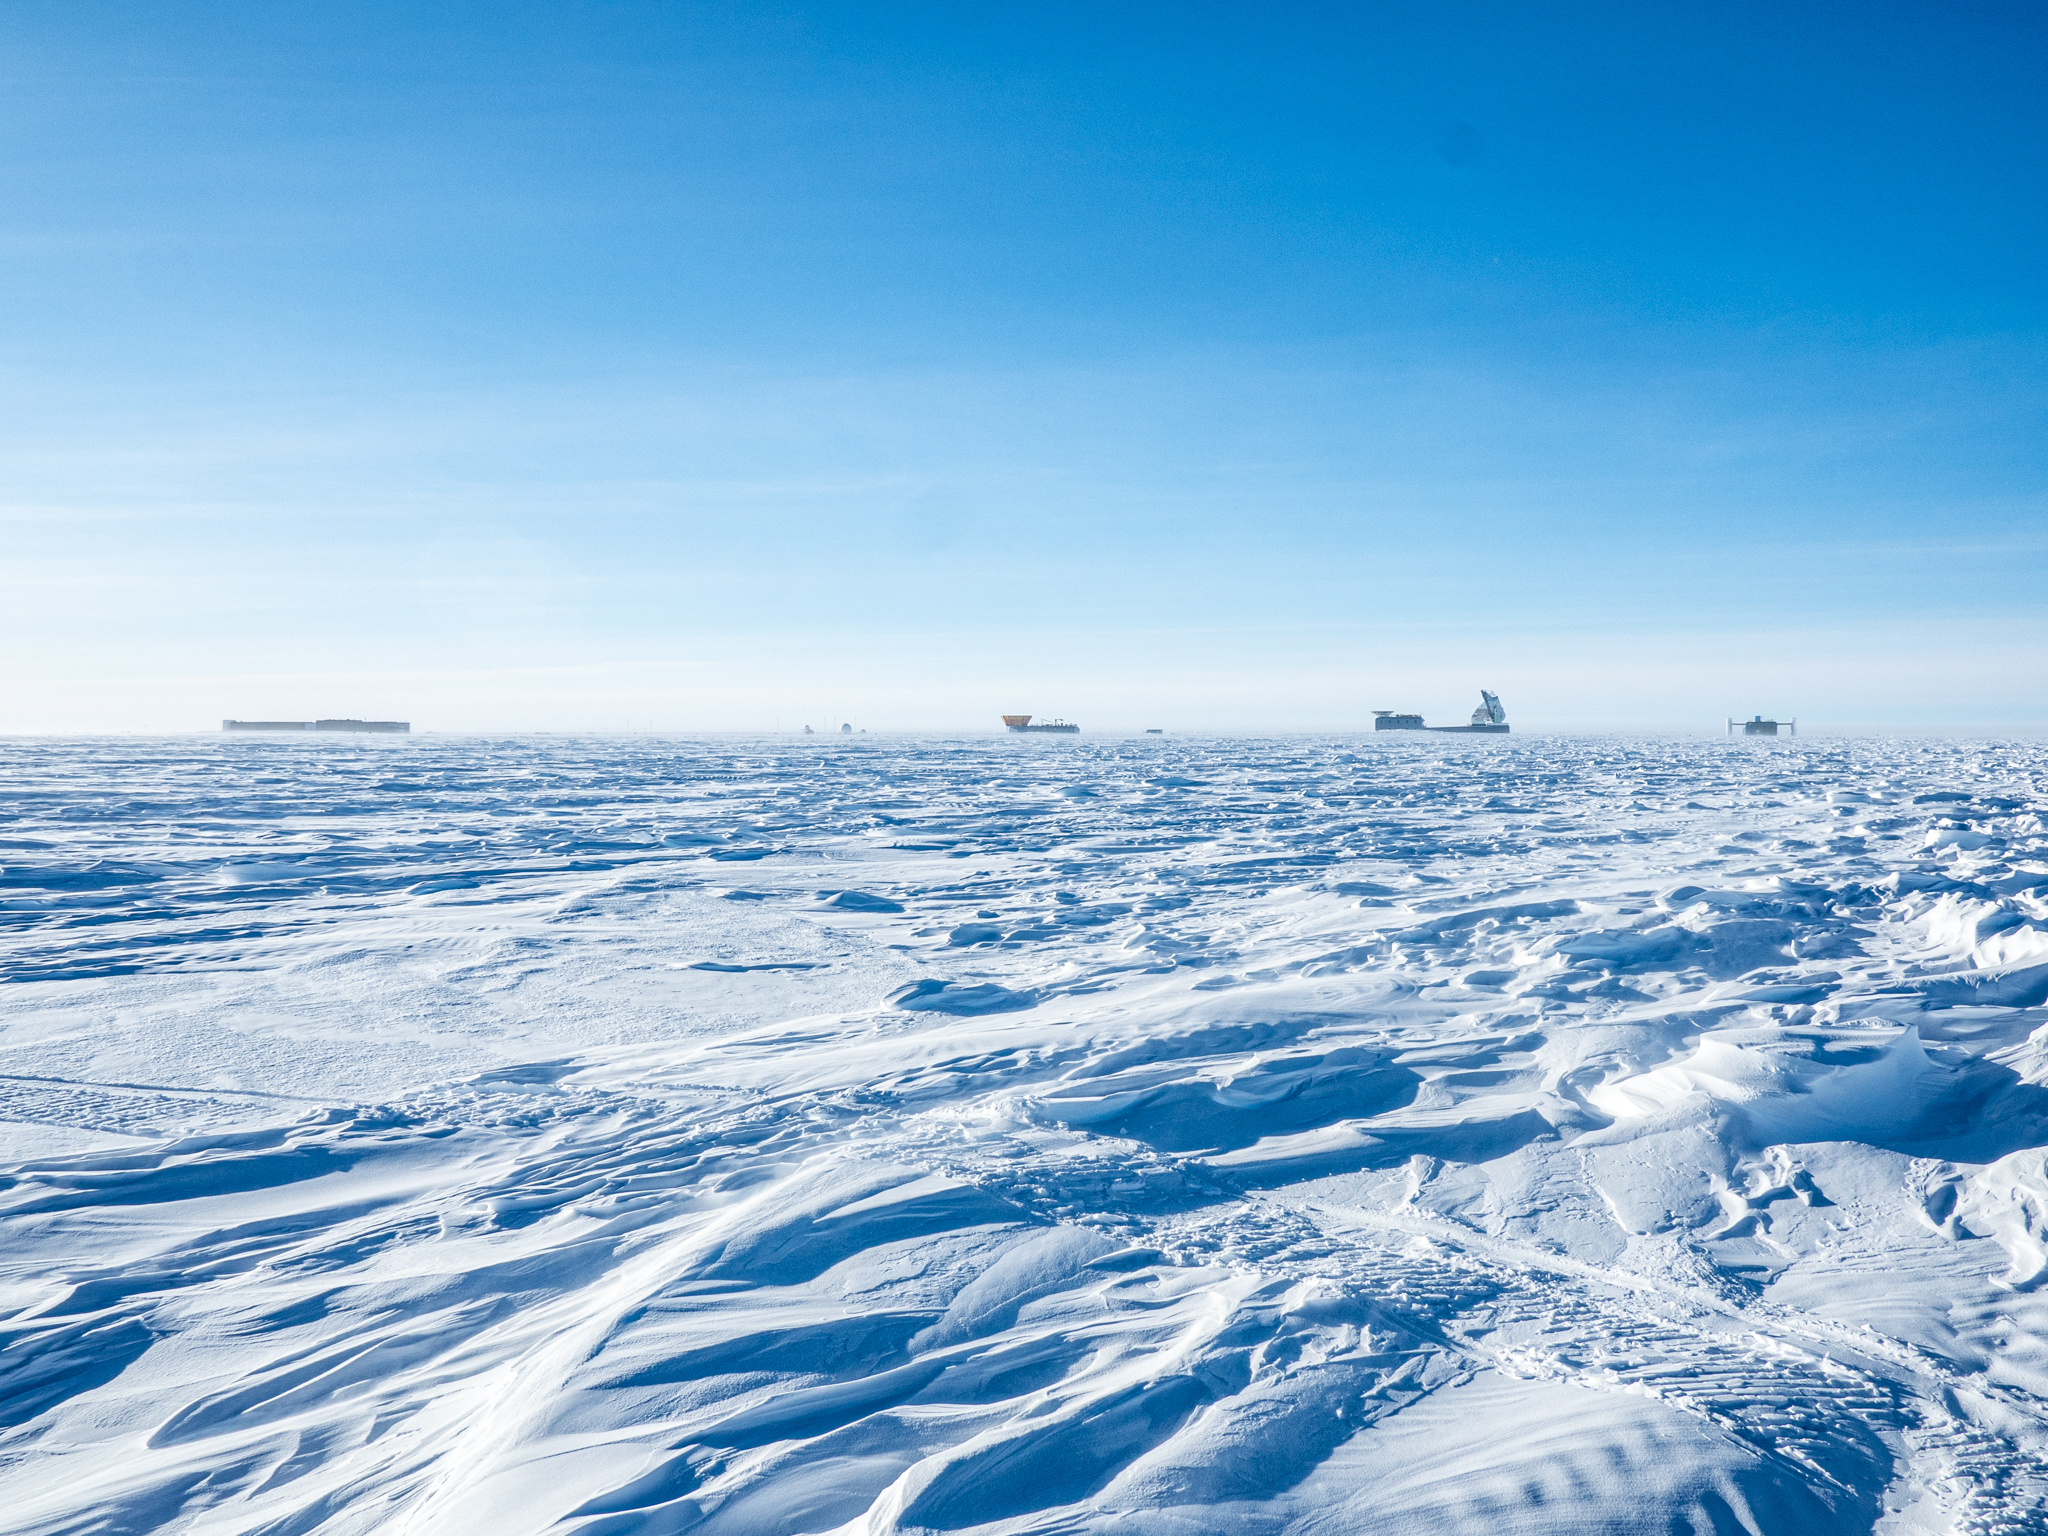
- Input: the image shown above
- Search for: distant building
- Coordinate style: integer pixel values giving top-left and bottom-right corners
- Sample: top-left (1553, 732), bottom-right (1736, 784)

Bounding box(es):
top-left (1372, 691), bottom-right (1508, 734)
top-left (223, 719), bottom-right (409, 734)
top-left (841, 723), bottom-right (853, 733)
top-left (1729, 716), bottom-right (1796, 737)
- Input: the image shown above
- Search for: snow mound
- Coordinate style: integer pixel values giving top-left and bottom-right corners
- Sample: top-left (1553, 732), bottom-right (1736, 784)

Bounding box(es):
top-left (1587, 1026), bottom-right (1950, 1145)
top-left (1962, 1148), bottom-right (2048, 1288)
top-left (890, 978), bottom-right (1039, 1014)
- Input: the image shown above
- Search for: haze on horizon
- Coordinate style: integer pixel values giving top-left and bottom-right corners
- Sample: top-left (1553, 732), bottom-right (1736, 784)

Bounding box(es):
top-left (2, 3), bottom-right (2043, 735)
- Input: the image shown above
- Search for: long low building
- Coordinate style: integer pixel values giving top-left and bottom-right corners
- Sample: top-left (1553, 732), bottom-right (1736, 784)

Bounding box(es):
top-left (222, 719), bottom-right (411, 734)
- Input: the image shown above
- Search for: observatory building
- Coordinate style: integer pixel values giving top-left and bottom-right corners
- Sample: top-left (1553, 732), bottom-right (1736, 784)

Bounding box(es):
top-left (1374, 691), bottom-right (1509, 734)
top-left (1003, 715), bottom-right (1081, 734)
top-left (1729, 716), bottom-right (1797, 737)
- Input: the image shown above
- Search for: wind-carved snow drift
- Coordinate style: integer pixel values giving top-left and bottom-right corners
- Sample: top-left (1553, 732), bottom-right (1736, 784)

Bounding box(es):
top-left (3, 733), bottom-right (2048, 1534)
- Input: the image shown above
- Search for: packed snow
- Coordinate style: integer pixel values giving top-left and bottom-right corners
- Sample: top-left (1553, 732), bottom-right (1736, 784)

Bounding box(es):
top-left (4, 731), bottom-right (2048, 1534)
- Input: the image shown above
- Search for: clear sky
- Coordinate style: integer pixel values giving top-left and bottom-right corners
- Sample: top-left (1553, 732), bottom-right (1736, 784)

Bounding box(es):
top-left (3, 2), bottom-right (2043, 733)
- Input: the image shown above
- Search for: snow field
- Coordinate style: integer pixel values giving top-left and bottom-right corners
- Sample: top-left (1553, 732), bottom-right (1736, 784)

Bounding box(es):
top-left (2, 731), bottom-right (2047, 1533)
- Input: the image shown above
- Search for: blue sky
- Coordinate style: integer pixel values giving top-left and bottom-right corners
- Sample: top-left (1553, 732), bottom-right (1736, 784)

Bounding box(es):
top-left (3, 2), bottom-right (2043, 731)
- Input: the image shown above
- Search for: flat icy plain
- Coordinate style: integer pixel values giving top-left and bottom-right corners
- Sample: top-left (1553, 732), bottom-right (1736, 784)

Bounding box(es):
top-left (4, 731), bottom-right (2048, 1534)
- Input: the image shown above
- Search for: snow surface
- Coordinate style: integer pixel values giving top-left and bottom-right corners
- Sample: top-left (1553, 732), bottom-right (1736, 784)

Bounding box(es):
top-left (4, 731), bottom-right (2048, 1534)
